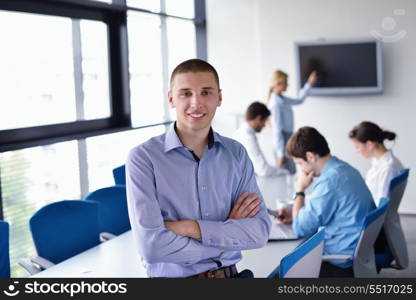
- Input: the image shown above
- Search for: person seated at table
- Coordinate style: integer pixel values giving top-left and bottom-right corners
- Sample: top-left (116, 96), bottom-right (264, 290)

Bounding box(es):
top-left (275, 126), bottom-right (375, 277)
top-left (233, 102), bottom-right (288, 177)
top-left (349, 121), bottom-right (404, 207)
top-left (126, 59), bottom-right (271, 278)
top-left (349, 121), bottom-right (407, 269)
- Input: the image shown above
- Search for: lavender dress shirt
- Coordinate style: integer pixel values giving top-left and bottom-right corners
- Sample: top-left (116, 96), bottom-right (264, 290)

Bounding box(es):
top-left (126, 123), bottom-right (271, 277)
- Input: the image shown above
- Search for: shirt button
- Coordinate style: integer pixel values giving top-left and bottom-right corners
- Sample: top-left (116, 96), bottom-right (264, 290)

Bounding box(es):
top-left (201, 185), bottom-right (207, 191)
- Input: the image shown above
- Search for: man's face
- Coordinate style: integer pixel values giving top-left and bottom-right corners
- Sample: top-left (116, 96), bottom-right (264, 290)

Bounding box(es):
top-left (169, 72), bottom-right (222, 133)
top-left (252, 116), bottom-right (268, 133)
top-left (292, 152), bottom-right (317, 175)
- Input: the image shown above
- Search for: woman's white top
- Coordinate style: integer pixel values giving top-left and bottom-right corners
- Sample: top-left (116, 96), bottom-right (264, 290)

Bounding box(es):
top-left (366, 150), bottom-right (404, 206)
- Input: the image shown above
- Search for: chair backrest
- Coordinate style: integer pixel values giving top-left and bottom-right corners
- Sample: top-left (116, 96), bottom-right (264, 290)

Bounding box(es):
top-left (83, 186), bottom-right (131, 235)
top-left (0, 221), bottom-right (10, 278)
top-left (379, 168), bottom-right (410, 269)
top-left (353, 197), bottom-right (389, 277)
top-left (29, 200), bottom-right (101, 264)
top-left (112, 165), bottom-right (126, 186)
top-left (387, 168), bottom-right (409, 215)
top-left (278, 227), bottom-right (325, 278)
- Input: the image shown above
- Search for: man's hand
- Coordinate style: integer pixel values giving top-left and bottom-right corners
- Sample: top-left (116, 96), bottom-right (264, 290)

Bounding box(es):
top-left (228, 192), bottom-right (261, 219)
top-left (164, 220), bottom-right (201, 240)
top-left (296, 170), bottom-right (314, 192)
top-left (278, 156), bottom-right (286, 167)
top-left (307, 70), bottom-right (318, 86)
top-left (275, 206), bottom-right (293, 224)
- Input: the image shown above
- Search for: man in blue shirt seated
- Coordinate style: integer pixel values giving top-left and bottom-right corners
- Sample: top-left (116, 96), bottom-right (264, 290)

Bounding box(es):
top-left (276, 126), bottom-right (375, 277)
top-left (126, 59), bottom-right (271, 278)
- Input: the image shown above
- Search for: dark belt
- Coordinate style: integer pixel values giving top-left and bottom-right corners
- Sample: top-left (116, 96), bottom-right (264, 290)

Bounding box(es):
top-left (188, 264), bottom-right (238, 278)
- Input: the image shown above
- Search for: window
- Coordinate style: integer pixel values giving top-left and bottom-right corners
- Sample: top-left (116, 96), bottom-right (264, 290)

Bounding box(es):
top-left (165, 0), bottom-right (195, 18)
top-left (0, 11), bottom-right (76, 130)
top-left (128, 12), bottom-right (165, 127)
top-left (86, 125), bottom-right (165, 191)
top-left (166, 17), bottom-right (197, 74)
top-left (0, 142), bottom-right (81, 277)
top-left (80, 20), bottom-right (111, 120)
top-left (127, 0), bottom-right (161, 12)
top-left (0, 12), bottom-right (111, 131)
top-left (0, 0), bottom-right (205, 278)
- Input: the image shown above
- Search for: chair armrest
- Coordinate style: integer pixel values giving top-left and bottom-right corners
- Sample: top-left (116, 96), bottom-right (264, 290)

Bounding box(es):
top-left (100, 232), bottom-right (117, 242)
top-left (31, 255), bottom-right (55, 269)
top-left (18, 258), bottom-right (42, 275)
top-left (322, 254), bottom-right (352, 262)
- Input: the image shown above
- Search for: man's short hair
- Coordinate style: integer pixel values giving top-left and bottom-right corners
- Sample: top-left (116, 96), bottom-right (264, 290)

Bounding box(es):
top-left (286, 127), bottom-right (330, 160)
top-left (170, 59), bottom-right (220, 89)
top-left (245, 102), bottom-right (271, 121)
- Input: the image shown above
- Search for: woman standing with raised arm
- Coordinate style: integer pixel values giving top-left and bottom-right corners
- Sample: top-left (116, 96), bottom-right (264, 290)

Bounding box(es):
top-left (267, 70), bottom-right (317, 174)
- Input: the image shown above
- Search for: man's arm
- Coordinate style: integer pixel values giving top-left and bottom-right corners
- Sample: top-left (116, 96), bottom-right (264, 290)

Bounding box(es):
top-left (281, 71), bottom-right (317, 106)
top-left (244, 132), bottom-right (288, 177)
top-left (165, 192), bottom-right (262, 239)
top-left (195, 146), bottom-right (271, 251)
top-left (292, 177), bottom-right (337, 237)
top-left (292, 170), bottom-right (314, 219)
top-left (126, 147), bottom-right (222, 265)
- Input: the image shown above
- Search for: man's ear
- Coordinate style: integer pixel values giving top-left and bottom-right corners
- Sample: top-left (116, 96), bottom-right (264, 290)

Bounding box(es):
top-left (217, 89), bottom-right (222, 107)
top-left (305, 151), bottom-right (316, 163)
top-left (168, 90), bottom-right (175, 108)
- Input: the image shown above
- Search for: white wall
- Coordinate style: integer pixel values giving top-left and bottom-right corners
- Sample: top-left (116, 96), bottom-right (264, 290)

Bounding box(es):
top-left (206, 0), bottom-right (416, 213)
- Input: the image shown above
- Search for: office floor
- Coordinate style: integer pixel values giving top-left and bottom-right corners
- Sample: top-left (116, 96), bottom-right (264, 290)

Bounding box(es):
top-left (379, 214), bottom-right (416, 277)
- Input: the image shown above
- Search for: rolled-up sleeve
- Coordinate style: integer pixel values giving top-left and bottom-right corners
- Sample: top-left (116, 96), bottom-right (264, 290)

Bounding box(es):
top-left (293, 179), bottom-right (337, 237)
top-left (126, 146), bottom-right (222, 264)
top-left (196, 146), bottom-right (271, 250)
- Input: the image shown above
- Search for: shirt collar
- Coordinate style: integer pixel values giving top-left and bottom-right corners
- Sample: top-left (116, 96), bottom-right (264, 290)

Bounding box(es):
top-left (164, 122), bottom-right (222, 153)
top-left (243, 122), bottom-right (256, 135)
top-left (372, 150), bottom-right (393, 167)
top-left (320, 156), bottom-right (338, 176)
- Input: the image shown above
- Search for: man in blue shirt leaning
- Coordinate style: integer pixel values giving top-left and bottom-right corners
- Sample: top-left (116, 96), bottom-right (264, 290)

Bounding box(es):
top-left (276, 126), bottom-right (375, 277)
top-left (126, 59), bottom-right (271, 278)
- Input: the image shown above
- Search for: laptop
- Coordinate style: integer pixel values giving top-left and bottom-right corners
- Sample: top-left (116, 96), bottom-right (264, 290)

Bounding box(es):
top-left (267, 209), bottom-right (298, 241)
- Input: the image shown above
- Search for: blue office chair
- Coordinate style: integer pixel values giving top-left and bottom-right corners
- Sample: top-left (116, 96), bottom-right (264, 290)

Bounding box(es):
top-left (268, 227), bottom-right (325, 278)
top-left (112, 165), bottom-right (126, 186)
top-left (19, 200), bottom-right (101, 275)
top-left (323, 197), bottom-right (390, 277)
top-left (83, 186), bottom-right (131, 237)
top-left (376, 168), bottom-right (410, 270)
top-left (0, 221), bottom-right (11, 278)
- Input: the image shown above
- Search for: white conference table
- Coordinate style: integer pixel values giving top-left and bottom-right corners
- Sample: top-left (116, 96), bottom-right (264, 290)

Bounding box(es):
top-left (32, 231), bottom-right (301, 278)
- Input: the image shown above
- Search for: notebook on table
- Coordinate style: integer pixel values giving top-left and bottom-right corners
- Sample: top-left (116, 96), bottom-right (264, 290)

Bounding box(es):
top-left (267, 209), bottom-right (298, 241)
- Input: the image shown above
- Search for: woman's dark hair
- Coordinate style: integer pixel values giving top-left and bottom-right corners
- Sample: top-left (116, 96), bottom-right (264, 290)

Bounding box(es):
top-left (349, 121), bottom-right (396, 144)
top-left (286, 127), bottom-right (330, 160)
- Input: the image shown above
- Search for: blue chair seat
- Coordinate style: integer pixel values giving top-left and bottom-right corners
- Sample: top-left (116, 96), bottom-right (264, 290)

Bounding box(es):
top-left (83, 186), bottom-right (130, 236)
top-left (112, 165), bottom-right (126, 186)
top-left (29, 200), bottom-right (101, 265)
top-left (268, 227), bottom-right (325, 278)
top-left (0, 221), bottom-right (10, 278)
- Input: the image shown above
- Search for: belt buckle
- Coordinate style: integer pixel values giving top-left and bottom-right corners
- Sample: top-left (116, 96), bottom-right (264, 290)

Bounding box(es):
top-left (208, 271), bottom-right (216, 278)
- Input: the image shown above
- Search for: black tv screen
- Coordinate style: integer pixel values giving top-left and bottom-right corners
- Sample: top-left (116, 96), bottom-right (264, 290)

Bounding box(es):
top-left (296, 39), bottom-right (383, 96)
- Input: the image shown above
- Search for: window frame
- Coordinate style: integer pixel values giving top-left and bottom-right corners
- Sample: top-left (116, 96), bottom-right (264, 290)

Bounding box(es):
top-left (0, 0), bottom-right (206, 218)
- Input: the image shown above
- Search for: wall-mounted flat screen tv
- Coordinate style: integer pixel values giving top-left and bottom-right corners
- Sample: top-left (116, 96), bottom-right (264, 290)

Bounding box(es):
top-left (295, 38), bottom-right (383, 96)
